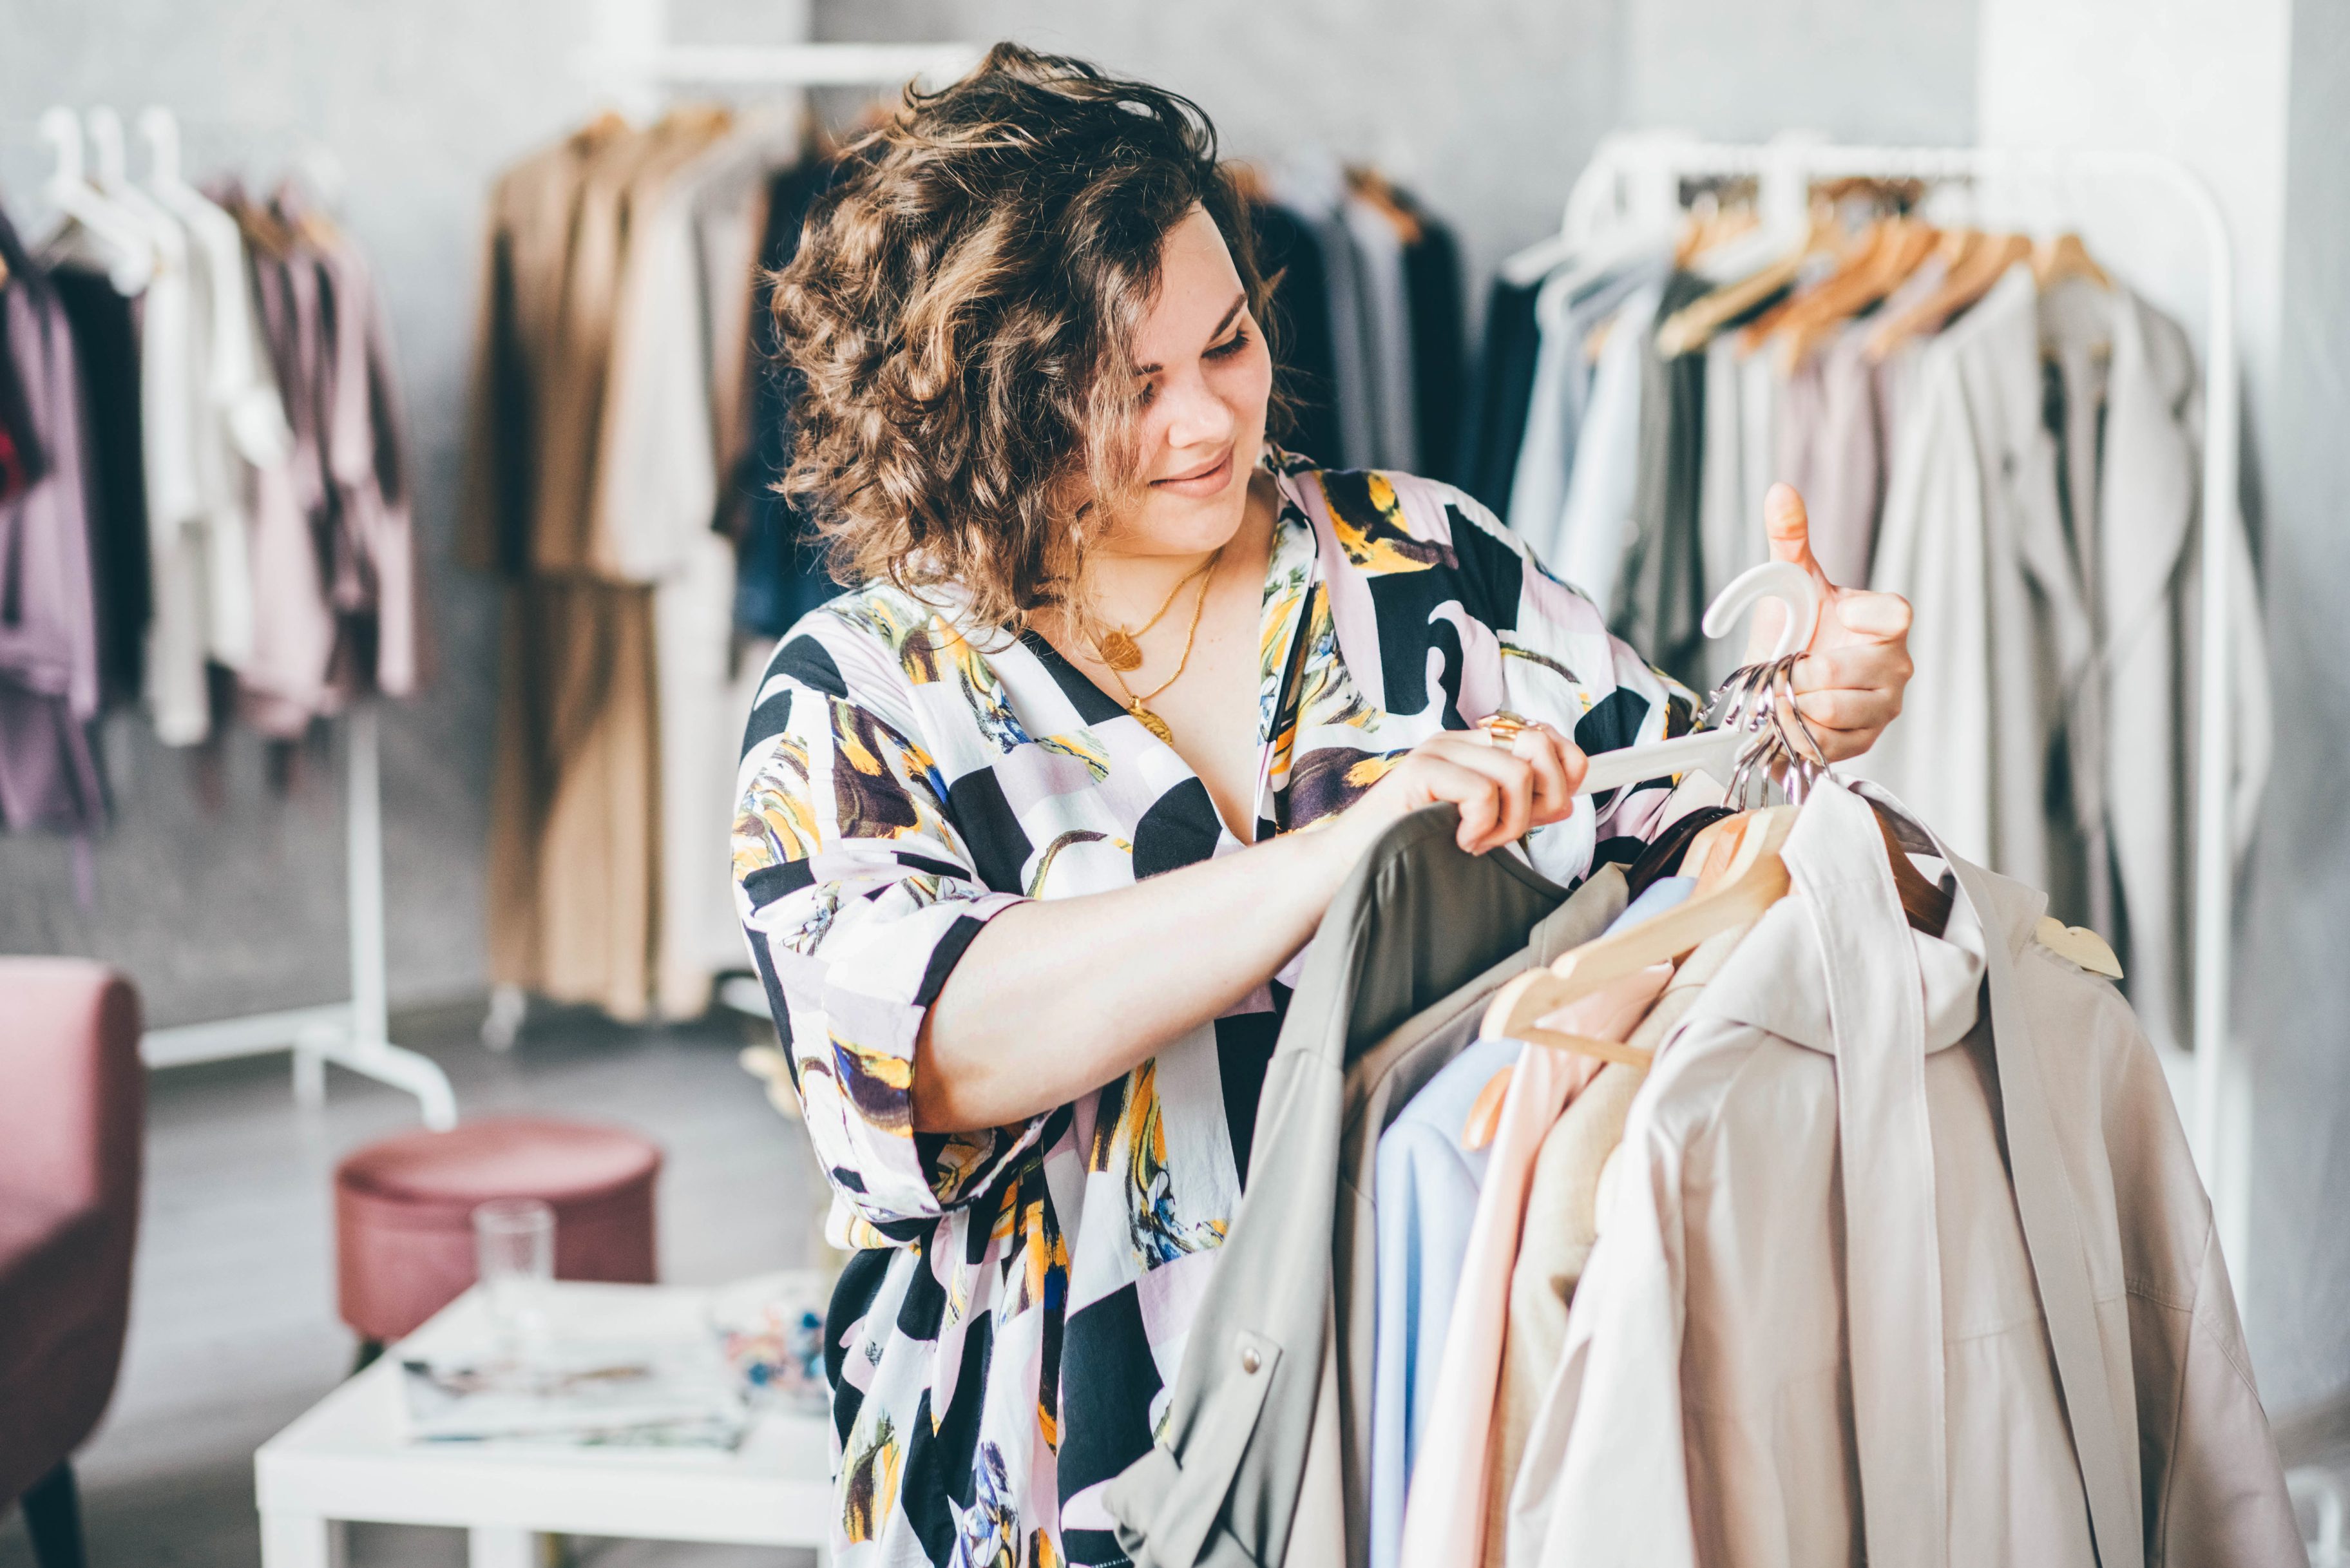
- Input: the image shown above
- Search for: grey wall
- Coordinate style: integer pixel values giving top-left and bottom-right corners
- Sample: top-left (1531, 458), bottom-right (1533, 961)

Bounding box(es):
top-left (1622, 0), bottom-right (1975, 144)
top-left (0, 0), bottom-right (609, 1026)
top-left (823, 0), bottom-right (1979, 296)
top-left (2245, 0), bottom-right (2350, 1412)
top-left (0, 0), bottom-right (1979, 1028)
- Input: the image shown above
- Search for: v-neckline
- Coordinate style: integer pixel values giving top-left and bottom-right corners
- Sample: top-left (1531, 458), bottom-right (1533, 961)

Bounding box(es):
top-left (1015, 459), bottom-right (1323, 848)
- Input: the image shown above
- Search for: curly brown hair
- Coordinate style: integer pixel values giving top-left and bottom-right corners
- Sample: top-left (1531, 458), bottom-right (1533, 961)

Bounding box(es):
top-left (770, 42), bottom-right (1282, 632)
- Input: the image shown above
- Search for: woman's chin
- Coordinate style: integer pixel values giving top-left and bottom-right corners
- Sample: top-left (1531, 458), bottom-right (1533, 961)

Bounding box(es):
top-left (1126, 492), bottom-right (1252, 556)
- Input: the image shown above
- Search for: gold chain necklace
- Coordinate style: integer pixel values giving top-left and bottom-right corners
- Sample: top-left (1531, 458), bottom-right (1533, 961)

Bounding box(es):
top-left (1094, 548), bottom-right (1221, 744)
top-left (1094, 553), bottom-right (1218, 673)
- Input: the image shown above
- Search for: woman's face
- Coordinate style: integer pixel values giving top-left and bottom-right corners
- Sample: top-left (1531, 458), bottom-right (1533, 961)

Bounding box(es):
top-left (1097, 204), bottom-right (1274, 557)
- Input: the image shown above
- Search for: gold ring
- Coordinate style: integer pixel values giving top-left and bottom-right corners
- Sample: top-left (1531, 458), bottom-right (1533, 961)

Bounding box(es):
top-left (1478, 712), bottom-right (1532, 746)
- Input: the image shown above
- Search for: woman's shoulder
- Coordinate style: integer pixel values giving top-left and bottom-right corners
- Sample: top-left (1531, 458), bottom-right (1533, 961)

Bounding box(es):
top-left (1270, 446), bottom-right (1556, 616)
top-left (746, 577), bottom-right (1025, 753)
top-left (744, 582), bottom-right (908, 710)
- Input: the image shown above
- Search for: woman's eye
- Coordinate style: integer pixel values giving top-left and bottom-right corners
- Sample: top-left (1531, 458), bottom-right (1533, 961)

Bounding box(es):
top-left (1204, 329), bottom-right (1250, 361)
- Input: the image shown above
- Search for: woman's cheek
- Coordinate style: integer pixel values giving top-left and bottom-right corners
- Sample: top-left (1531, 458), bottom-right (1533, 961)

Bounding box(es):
top-left (1221, 341), bottom-right (1275, 435)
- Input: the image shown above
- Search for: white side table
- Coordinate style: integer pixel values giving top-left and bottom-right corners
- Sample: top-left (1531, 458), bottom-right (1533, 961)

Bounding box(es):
top-left (255, 1279), bottom-right (834, 1566)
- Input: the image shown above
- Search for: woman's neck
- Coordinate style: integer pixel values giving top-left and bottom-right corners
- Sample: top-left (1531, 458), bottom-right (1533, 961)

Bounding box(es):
top-left (1087, 548), bottom-right (1222, 631)
top-left (1052, 470), bottom-right (1279, 648)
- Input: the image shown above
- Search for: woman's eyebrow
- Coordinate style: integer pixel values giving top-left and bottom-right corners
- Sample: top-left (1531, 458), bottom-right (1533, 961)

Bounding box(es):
top-left (1137, 292), bottom-right (1248, 374)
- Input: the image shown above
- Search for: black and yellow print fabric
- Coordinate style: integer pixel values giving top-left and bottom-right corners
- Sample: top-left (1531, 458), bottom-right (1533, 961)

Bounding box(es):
top-left (734, 449), bottom-right (1692, 1567)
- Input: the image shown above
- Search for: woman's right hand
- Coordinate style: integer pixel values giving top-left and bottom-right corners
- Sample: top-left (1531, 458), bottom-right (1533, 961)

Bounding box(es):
top-left (1330, 723), bottom-right (1589, 860)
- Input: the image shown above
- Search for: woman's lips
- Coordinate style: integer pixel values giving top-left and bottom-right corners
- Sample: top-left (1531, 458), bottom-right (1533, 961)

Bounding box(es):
top-left (1151, 446), bottom-right (1234, 496)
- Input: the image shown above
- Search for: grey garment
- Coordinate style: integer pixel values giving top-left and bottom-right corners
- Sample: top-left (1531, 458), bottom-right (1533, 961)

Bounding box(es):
top-left (1287, 199), bottom-right (1376, 472)
top-left (1772, 256), bottom-right (1947, 595)
top-left (1508, 261), bottom-right (1665, 560)
top-left (1614, 270), bottom-right (1713, 688)
top-left (1692, 338), bottom-right (1755, 696)
top-left (1103, 807), bottom-right (1585, 1568)
top-left (2041, 280), bottom-right (2271, 1056)
top-left (1334, 863), bottom-right (1629, 1568)
top-left (1343, 193), bottom-right (1417, 473)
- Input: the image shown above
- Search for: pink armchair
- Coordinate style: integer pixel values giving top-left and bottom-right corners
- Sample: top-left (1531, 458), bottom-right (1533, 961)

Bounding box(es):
top-left (0, 959), bottom-right (144, 1568)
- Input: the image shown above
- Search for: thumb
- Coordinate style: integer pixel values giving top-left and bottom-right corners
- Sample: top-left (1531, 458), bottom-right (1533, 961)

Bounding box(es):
top-left (1764, 483), bottom-right (1835, 591)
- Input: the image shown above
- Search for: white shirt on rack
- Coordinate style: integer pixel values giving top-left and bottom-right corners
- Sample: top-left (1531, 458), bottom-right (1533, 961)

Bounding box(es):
top-left (1550, 280), bottom-right (1664, 618)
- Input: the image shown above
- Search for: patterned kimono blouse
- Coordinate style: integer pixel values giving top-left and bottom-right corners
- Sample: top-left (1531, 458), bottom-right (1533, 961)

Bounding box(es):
top-left (731, 450), bottom-right (1695, 1567)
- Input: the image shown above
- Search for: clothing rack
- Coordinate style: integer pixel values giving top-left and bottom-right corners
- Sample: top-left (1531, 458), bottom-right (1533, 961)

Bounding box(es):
top-left (476, 13), bottom-right (984, 1049)
top-left (24, 97), bottom-right (464, 1129)
top-left (1554, 131), bottom-right (2243, 1254)
top-left (140, 705), bottom-right (459, 1129)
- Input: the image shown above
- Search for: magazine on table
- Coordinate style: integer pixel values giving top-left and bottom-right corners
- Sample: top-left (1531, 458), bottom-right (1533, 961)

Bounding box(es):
top-left (399, 1337), bottom-right (750, 1449)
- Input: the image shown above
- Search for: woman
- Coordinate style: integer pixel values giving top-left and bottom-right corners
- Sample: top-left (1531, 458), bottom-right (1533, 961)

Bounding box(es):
top-left (733, 44), bottom-right (1913, 1567)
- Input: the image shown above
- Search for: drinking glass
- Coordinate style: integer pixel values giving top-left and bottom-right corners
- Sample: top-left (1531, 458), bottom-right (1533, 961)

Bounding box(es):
top-left (473, 1197), bottom-right (555, 1352)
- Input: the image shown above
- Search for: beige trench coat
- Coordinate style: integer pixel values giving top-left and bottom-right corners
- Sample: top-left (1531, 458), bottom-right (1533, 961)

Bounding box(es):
top-left (1507, 780), bottom-right (2299, 1568)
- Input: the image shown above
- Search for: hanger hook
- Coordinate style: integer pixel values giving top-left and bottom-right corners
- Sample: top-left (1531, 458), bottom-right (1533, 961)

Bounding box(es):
top-left (38, 106), bottom-right (84, 189)
top-left (1701, 559), bottom-right (1819, 664)
top-left (86, 104), bottom-right (128, 189)
top-left (138, 106), bottom-right (182, 186)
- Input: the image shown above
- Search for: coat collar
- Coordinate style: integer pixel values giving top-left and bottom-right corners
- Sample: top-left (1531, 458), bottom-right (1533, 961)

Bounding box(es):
top-left (1674, 782), bottom-right (2055, 1060)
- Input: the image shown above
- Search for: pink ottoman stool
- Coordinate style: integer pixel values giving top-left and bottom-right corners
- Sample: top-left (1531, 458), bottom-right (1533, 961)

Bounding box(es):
top-left (334, 1116), bottom-right (662, 1352)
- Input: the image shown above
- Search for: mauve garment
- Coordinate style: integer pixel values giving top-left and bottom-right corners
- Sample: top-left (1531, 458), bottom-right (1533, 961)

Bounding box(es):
top-left (0, 214), bottom-right (105, 833)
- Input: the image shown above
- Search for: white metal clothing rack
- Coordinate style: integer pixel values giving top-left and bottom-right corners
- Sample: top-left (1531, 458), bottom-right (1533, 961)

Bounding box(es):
top-left (35, 93), bottom-right (465, 1129)
top-left (1554, 131), bottom-right (2242, 1248)
top-left (140, 706), bottom-right (458, 1129)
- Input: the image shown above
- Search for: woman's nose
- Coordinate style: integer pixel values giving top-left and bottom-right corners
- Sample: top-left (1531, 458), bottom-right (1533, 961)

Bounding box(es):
top-left (1159, 370), bottom-right (1237, 450)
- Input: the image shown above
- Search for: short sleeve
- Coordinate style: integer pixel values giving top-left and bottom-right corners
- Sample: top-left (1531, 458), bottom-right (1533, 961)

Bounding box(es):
top-left (732, 631), bottom-right (1036, 1234)
top-left (1426, 481), bottom-right (1701, 883)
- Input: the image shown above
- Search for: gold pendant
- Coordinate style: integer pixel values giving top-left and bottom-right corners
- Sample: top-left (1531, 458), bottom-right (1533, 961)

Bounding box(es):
top-left (1098, 629), bottom-right (1143, 673)
top-left (1130, 702), bottom-right (1175, 745)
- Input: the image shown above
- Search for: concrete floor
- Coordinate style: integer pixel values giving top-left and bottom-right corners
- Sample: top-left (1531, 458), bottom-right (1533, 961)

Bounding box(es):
top-left (0, 999), bottom-right (828, 1568)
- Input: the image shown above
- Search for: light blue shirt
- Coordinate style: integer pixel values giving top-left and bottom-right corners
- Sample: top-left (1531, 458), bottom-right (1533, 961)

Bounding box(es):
top-left (1366, 875), bottom-right (1696, 1568)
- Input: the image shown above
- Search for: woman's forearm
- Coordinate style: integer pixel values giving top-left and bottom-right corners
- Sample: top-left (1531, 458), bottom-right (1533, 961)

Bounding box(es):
top-left (912, 823), bottom-right (1359, 1133)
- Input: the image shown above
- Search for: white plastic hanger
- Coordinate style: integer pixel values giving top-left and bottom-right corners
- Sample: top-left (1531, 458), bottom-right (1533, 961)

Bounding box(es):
top-left (1565, 559), bottom-right (1819, 796)
top-left (138, 105), bottom-right (190, 193)
top-left (86, 106), bottom-right (182, 238)
top-left (33, 106), bottom-right (155, 292)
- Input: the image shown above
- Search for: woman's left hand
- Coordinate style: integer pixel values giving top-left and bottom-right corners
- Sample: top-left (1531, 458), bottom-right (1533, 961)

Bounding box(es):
top-left (1747, 483), bottom-right (1915, 763)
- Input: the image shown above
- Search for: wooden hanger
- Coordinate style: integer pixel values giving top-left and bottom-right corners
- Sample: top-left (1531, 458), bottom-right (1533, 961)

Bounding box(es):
top-left (1674, 195), bottom-right (1758, 270)
top-left (1735, 216), bottom-right (1884, 351)
top-left (1655, 206), bottom-right (1836, 358)
top-left (1346, 166), bottom-right (1423, 247)
top-left (1482, 807), bottom-right (1800, 1064)
top-left (2035, 917), bottom-right (2123, 978)
top-left (2034, 231), bottom-right (2110, 291)
top-left (1223, 158), bottom-right (1270, 207)
top-left (1463, 1064), bottom-right (1513, 1151)
top-left (1869, 800), bottom-right (1953, 936)
top-left (1774, 218), bottom-right (1940, 368)
top-left (580, 108), bottom-right (632, 144)
top-left (1469, 806), bottom-right (1742, 1145)
top-left (1672, 204), bottom-right (1708, 270)
top-left (1865, 230), bottom-right (2030, 361)
top-left (1685, 811), bottom-right (1753, 891)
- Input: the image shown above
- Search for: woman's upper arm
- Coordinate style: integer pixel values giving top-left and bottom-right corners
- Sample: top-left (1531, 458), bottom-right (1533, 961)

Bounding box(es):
top-left (732, 631), bottom-right (1037, 1229)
